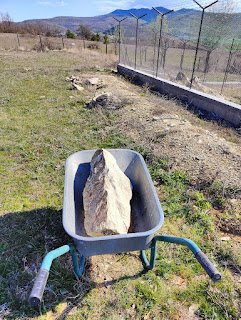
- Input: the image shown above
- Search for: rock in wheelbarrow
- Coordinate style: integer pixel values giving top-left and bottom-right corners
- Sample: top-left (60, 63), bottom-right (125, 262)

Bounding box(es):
top-left (83, 149), bottom-right (132, 236)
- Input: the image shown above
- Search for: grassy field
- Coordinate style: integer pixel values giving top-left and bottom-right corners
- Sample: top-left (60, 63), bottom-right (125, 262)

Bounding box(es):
top-left (1, 32), bottom-right (240, 102)
top-left (0, 46), bottom-right (241, 320)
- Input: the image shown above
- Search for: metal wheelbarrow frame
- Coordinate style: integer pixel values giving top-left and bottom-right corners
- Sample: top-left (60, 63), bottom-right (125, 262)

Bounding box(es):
top-left (29, 149), bottom-right (221, 306)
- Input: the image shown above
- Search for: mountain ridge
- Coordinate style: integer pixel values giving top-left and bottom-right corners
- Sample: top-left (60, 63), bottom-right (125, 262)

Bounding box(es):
top-left (18, 6), bottom-right (198, 34)
top-left (18, 6), bottom-right (241, 41)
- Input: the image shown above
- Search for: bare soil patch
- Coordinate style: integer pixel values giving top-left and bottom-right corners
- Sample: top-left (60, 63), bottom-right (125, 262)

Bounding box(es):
top-left (69, 71), bottom-right (241, 286)
top-left (75, 72), bottom-right (241, 192)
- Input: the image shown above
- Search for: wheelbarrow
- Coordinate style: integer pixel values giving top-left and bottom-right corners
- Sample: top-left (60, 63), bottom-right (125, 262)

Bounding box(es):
top-left (29, 149), bottom-right (221, 306)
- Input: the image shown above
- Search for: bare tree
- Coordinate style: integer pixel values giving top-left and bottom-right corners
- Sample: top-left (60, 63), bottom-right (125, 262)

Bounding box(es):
top-left (160, 15), bottom-right (172, 70)
top-left (0, 12), bottom-right (16, 33)
top-left (76, 24), bottom-right (92, 40)
top-left (201, 0), bottom-right (236, 75)
top-left (109, 25), bottom-right (119, 55)
top-left (160, 37), bottom-right (170, 69)
top-left (150, 16), bottom-right (161, 74)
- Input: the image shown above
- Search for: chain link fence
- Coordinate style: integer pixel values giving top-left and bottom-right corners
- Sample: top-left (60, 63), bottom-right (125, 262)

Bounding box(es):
top-left (0, 32), bottom-right (119, 55)
top-left (119, 2), bottom-right (241, 102)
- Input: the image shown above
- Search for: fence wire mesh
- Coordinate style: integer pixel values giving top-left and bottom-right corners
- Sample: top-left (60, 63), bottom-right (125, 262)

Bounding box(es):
top-left (120, 1), bottom-right (241, 101)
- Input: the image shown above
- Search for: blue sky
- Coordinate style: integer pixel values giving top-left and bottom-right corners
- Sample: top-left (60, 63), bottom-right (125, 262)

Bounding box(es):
top-left (1, 0), bottom-right (241, 22)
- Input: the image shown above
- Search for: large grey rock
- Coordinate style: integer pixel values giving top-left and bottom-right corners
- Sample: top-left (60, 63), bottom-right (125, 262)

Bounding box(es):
top-left (86, 93), bottom-right (124, 110)
top-left (176, 71), bottom-right (189, 82)
top-left (85, 77), bottom-right (103, 86)
top-left (83, 149), bottom-right (132, 236)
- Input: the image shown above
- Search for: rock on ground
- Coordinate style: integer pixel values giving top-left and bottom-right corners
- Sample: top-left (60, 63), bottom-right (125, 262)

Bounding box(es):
top-left (85, 77), bottom-right (103, 86)
top-left (83, 149), bottom-right (132, 236)
top-left (176, 71), bottom-right (189, 82)
top-left (86, 93), bottom-right (124, 110)
top-left (73, 83), bottom-right (84, 91)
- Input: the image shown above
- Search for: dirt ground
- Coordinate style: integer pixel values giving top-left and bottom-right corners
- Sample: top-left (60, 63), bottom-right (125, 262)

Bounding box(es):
top-left (72, 71), bottom-right (241, 285)
top-left (78, 72), bottom-right (241, 191)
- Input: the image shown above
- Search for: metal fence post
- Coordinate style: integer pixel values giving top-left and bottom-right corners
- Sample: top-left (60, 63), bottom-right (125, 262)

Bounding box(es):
top-left (221, 38), bottom-right (235, 95)
top-left (190, 0), bottom-right (218, 88)
top-left (17, 33), bottom-right (20, 47)
top-left (113, 17), bottom-right (127, 64)
top-left (39, 35), bottom-right (43, 51)
top-left (129, 12), bottom-right (147, 70)
top-left (152, 7), bottom-right (173, 78)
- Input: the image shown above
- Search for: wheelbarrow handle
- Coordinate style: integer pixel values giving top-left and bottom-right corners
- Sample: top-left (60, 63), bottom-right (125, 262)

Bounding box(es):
top-left (195, 251), bottom-right (221, 282)
top-left (29, 269), bottom-right (49, 306)
top-left (29, 244), bottom-right (71, 306)
top-left (141, 235), bottom-right (221, 282)
top-left (29, 244), bottom-right (85, 306)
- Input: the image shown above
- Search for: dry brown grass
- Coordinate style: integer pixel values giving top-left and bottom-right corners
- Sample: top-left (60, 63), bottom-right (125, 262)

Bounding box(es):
top-left (0, 33), bottom-right (118, 55)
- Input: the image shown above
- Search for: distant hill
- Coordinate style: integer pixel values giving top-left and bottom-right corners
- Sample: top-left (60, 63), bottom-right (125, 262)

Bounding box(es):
top-left (18, 7), bottom-right (198, 34)
top-left (18, 7), bottom-right (241, 42)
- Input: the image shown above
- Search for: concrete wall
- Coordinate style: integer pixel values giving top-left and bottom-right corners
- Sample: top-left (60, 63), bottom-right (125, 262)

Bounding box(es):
top-left (117, 64), bottom-right (241, 127)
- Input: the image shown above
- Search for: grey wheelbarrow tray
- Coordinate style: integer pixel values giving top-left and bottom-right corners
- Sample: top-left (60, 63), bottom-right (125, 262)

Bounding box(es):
top-left (29, 149), bottom-right (221, 306)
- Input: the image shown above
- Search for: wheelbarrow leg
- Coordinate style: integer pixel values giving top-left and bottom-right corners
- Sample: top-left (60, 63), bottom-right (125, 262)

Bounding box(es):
top-left (141, 235), bottom-right (221, 282)
top-left (69, 244), bottom-right (85, 278)
top-left (140, 242), bottom-right (157, 270)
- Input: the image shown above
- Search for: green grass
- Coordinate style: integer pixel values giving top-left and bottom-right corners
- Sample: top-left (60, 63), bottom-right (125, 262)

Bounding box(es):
top-left (0, 49), bottom-right (240, 319)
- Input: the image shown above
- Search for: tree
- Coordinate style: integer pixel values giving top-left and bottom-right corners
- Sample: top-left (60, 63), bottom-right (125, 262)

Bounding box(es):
top-left (150, 15), bottom-right (172, 70)
top-left (160, 37), bottom-right (170, 69)
top-left (66, 28), bottom-right (76, 39)
top-left (95, 33), bottom-right (101, 42)
top-left (104, 33), bottom-right (109, 54)
top-left (76, 24), bottom-right (92, 40)
top-left (0, 12), bottom-right (16, 33)
top-left (45, 30), bottom-right (52, 37)
top-left (91, 32), bottom-right (101, 41)
top-left (109, 25), bottom-right (119, 55)
top-left (150, 18), bottom-right (160, 72)
top-left (201, 0), bottom-right (236, 74)
top-left (91, 33), bottom-right (96, 41)
top-left (103, 33), bottom-right (109, 45)
top-left (51, 25), bottom-right (61, 37)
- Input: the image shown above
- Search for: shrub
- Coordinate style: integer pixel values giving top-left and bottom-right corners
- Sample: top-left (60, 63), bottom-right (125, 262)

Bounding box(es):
top-left (66, 28), bottom-right (76, 39)
top-left (87, 43), bottom-right (100, 50)
top-left (32, 38), bottom-right (62, 51)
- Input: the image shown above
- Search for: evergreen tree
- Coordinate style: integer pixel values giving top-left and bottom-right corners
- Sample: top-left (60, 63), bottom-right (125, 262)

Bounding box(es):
top-left (66, 28), bottom-right (76, 39)
top-left (96, 33), bottom-right (101, 42)
top-left (91, 33), bottom-right (97, 41)
top-left (103, 33), bottom-right (109, 45)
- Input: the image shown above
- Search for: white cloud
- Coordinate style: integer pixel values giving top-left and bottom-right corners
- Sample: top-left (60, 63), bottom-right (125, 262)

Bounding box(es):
top-left (38, 1), bottom-right (52, 5)
top-left (37, 0), bottom-right (68, 7)
top-left (55, 0), bottom-right (68, 6)
top-left (133, 5), bottom-right (149, 9)
top-left (97, 0), bottom-right (135, 12)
